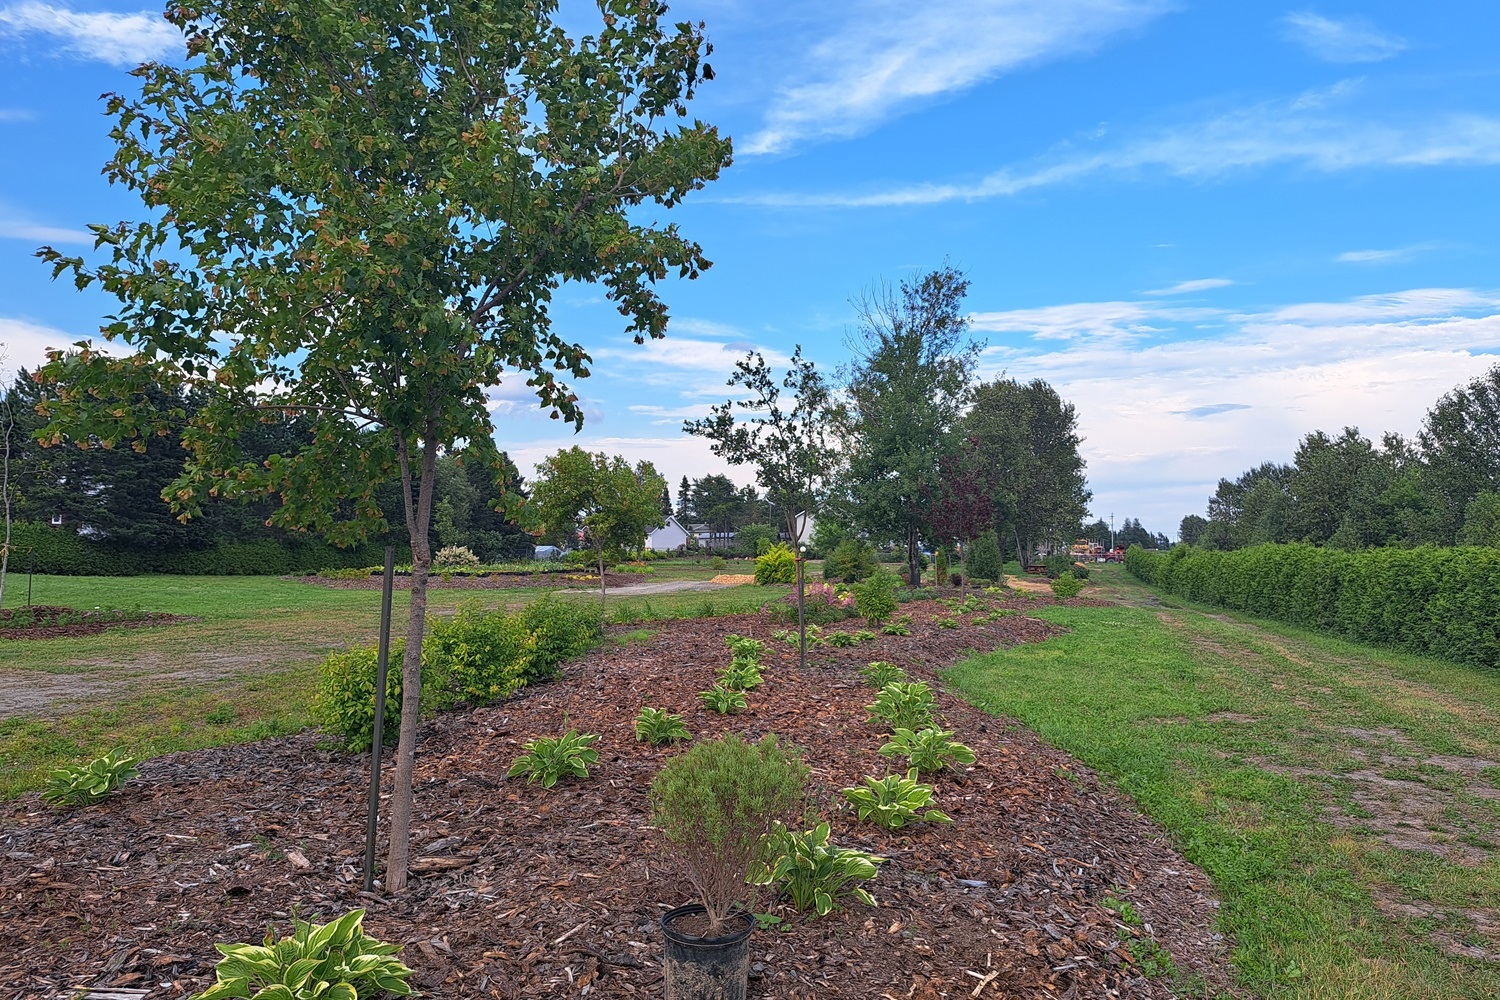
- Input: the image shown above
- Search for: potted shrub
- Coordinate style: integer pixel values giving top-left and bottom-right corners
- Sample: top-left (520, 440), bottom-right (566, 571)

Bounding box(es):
top-left (649, 733), bottom-right (807, 1000)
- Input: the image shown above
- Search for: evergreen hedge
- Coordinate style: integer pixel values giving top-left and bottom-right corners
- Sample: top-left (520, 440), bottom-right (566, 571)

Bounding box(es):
top-left (4, 520), bottom-right (391, 576)
top-left (1126, 542), bottom-right (1500, 669)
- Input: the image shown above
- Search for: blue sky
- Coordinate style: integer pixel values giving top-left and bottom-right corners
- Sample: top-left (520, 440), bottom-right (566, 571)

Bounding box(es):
top-left (3, 2), bottom-right (1500, 538)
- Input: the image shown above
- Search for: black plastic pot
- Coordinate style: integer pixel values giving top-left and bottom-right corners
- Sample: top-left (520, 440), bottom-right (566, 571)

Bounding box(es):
top-left (660, 904), bottom-right (754, 1000)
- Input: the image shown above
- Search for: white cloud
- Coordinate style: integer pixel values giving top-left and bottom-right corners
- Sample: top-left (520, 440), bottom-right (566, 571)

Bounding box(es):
top-left (1336, 245), bottom-right (1429, 265)
top-left (0, 107), bottom-right (33, 121)
top-left (733, 83), bottom-right (1500, 208)
top-left (971, 287), bottom-right (1500, 532)
top-left (0, 218), bottom-right (90, 244)
top-left (1280, 11), bottom-right (1406, 63)
top-left (1144, 278), bottom-right (1234, 295)
top-left (0, 316), bottom-right (92, 373)
top-left (742, 0), bottom-right (1172, 155)
top-left (507, 434), bottom-right (750, 494)
top-left (970, 300), bottom-right (1220, 342)
top-left (0, 3), bottom-right (180, 66)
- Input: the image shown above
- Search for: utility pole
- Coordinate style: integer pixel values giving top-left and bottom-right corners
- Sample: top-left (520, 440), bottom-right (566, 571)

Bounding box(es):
top-left (1109, 513), bottom-right (1115, 551)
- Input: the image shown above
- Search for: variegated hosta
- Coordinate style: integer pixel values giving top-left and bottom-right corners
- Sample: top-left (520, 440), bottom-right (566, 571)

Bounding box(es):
top-left (41, 748), bottom-right (139, 807)
top-left (750, 822), bottom-right (883, 916)
top-left (879, 727), bottom-right (977, 775)
top-left (841, 770), bottom-right (952, 830)
top-left (194, 908), bottom-right (415, 999)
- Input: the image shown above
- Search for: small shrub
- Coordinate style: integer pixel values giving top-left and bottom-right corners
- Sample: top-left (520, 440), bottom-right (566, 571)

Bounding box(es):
top-left (852, 570), bottom-right (899, 626)
top-left (966, 531), bottom-right (1003, 582)
top-left (841, 770), bottom-right (951, 830)
top-left (313, 642), bottom-right (406, 753)
top-left (755, 543), bottom-right (797, 585)
top-left (881, 621), bottom-right (912, 636)
top-left (650, 734), bottom-right (808, 934)
top-left (935, 616), bottom-right (960, 629)
top-left (860, 661), bottom-right (908, 688)
top-left (867, 681), bottom-right (936, 731)
top-left (750, 821), bottom-right (883, 916)
top-left (879, 727), bottom-right (977, 775)
top-left (517, 597), bottom-right (605, 682)
top-left (823, 539), bottom-right (876, 583)
top-left (1050, 572), bottom-right (1085, 599)
top-left (717, 659), bottom-right (764, 691)
top-left (506, 730), bottom-right (600, 788)
top-left (435, 544), bottom-right (480, 569)
top-left (634, 707), bottom-right (692, 745)
top-left (192, 908), bottom-right (415, 1000)
top-left (825, 631), bottom-right (860, 648)
top-left (700, 683), bottom-right (748, 714)
top-left (423, 606), bottom-right (532, 709)
top-left (949, 572), bottom-right (963, 587)
top-left (711, 556), bottom-right (728, 570)
top-left (42, 749), bottom-right (140, 808)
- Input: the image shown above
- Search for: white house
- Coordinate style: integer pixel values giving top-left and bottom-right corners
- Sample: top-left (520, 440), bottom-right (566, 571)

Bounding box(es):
top-left (645, 515), bottom-right (690, 552)
top-left (791, 510), bottom-right (817, 547)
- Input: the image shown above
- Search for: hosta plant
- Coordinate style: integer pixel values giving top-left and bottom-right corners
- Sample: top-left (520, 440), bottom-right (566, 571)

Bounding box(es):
top-left (716, 659), bottom-right (764, 691)
top-left (700, 683), bottom-right (748, 714)
top-left (750, 821), bottom-right (883, 916)
top-left (634, 707), bottom-right (692, 745)
top-left (193, 908), bottom-right (414, 1000)
top-left (724, 634), bottom-right (766, 662)
top-left (879, 727), bottom-right (977, 775)
top-left (935, 616), bottom-right (960, 629)
top-left (42, 749), bottom-right (139, 807)
top-left (506, 730), bottom-right (600, 788)
top-left (859, 661), bottom-right (908, 688)
top-left (824, 630), bottom-right (860, 648)
top-left (880, 621), bottom-right (912, 636)
top-left (842, 770), bottom-right (952, 830)
top-left (851, 630), bottom-right (878, 643)
top-left (866, 681), bottom-right (936, 731)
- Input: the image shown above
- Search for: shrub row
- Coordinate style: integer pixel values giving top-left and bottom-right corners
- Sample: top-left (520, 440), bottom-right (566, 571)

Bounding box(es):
top-left (1126, 543), bottom-right (1500, 669)
top-left (5, 520), bottom-right (393, 576)
top-left (314, 597), bottom-right (604, 751)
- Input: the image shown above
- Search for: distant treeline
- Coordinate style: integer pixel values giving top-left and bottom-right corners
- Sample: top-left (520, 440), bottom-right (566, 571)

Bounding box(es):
top-left (1, 372), bottom-right (531, 575)
top-left (1178, 364), bottom-right (1500, 551)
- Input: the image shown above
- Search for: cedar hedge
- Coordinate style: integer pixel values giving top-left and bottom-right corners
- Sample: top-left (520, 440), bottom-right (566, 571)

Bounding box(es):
top-left (1126, 542), bottom-right (1500, 669)
top-left (5, 520), bottom-right (393, 576)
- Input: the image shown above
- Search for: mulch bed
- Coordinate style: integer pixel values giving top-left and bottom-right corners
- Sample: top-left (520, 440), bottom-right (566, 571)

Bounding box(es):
top-left (304, 571), bottom-right (646, 591)
top-left (0, 596), bottom-right (1233, 999)
top-left (0, 605), bottom-right (192, 641)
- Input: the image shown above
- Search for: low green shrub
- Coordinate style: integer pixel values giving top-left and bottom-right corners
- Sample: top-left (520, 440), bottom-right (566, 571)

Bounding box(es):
top-left (823, 540), bottom-right (877, 583)
top-left (506, 730), bottom-right (600, 788)
top-left (423, 607), bottom-right (532, 710)
top-left (841, 770), bottom-right (951, 830)
top-left (717, 660), bottom-right (764, 691)
top-left (192, 908), bottom-right (414, 1000)
top-left (1050, 572), bottom-right (1085, 599)
top-left (313, 643), bottom-right (406, 753)
top-left (852, 570), bottom-right (899, 626)
top-left (879, 727), bottom-right (977, 774)
top-left (755, 543), bottom-right (797, 585)
top-left (725, 634), bottom-right (766, 662)
top-left (750, 821), bottom-right (883, 916)
top-left (825, 631), bottom-right (861, 648)
top-left (711, 556), bottom-right (728, 570)
top-left (41, 749), bottom-right (139, 807)
top-left (866, 681), bottom-right (936, 731)
top-left (880, 620), bottom-right (912, 636)
top-left (516, 597), bottom-right (604, 681)
top-left (634, 707), bottom-right (692, 745)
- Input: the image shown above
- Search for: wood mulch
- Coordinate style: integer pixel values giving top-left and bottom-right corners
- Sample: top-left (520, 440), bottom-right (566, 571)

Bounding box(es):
top-left (0, 595), bottom-right (1234, 1000)
top-left (0, 605), bottom-right (192, 642)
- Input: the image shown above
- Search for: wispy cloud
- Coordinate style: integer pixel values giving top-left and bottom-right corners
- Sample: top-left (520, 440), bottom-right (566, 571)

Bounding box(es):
top-left (742, 0), bottom-right (1172, 155)
top-left (733, 83), bottom-right (1500, 208)
top-left (1280, 11), bottom-right (1406, 63)
top-left (0, 107), bottom-right (33, 121)
top-left (974, 287), bottom-right (1500, 531)
top-left (1145, 277), bottom-right (1234, 295)
top-left (0, 3), bottom-right (180, 66)
top-left (1336, 245), bottom-right (1429, 265)
top-left (0, 315), bottom-right (91, 373)
top-left (0, 217), bottom-right (89, 244)
top-left (969, 300), bottom-right (1220, 342)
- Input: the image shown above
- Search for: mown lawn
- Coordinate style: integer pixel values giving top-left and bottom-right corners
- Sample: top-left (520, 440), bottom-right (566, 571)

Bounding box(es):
top-left (948, 565), bottom-right (1500, 1000)
top-left (0, 570), bottom-right (786, 797)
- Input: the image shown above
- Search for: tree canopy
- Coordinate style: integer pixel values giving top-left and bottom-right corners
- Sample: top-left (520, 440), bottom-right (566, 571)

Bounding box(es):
top-left (34, 0), bottom-right (730, 892)
top-left (531, 446), bottom-right (666, 593)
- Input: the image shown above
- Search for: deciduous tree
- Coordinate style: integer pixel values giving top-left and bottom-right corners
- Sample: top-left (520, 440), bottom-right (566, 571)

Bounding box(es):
top-left (35, 0), bottom-right (728, 892)
top-left (531, 447), bottom-right (667, 594)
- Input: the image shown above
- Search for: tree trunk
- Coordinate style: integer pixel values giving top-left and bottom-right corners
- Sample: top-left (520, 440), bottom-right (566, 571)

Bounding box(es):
top-left (597, 543), bottom-right (608, 605)
top-left (907, 515), bottom-right (920, 591)
top-left (385, 425), bottom-right (439, 894)
top-left (0, 391), bottom-right (11, 609)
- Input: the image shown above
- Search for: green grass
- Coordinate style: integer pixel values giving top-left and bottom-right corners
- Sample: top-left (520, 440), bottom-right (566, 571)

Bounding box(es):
top-left (946, 565), bottom-right (1500, 999)
top-left (0, 573), bottom-right (788, 798)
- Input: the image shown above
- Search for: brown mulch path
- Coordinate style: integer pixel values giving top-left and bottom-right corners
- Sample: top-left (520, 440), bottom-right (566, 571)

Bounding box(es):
top-left (0, 597), bottom-right (1232, 999)
top-left (0, 605), bottom-right (193, 641)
